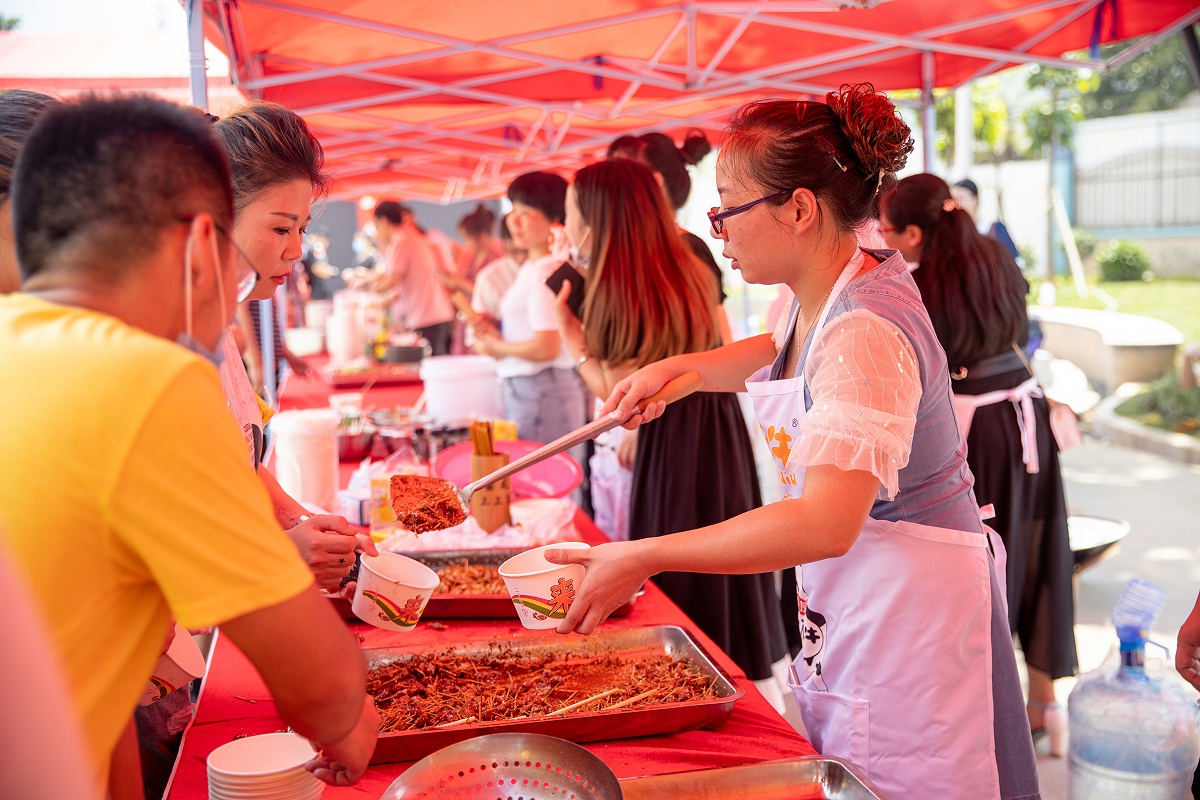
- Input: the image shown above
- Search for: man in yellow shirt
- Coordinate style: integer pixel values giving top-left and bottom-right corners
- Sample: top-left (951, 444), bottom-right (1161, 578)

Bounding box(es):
top-left (0, 95), bottom-right (378, 792)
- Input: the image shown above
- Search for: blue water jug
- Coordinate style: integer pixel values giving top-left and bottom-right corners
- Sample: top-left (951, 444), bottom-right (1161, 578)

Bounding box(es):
top-left (1068, 579), bottom-right (1200, 799)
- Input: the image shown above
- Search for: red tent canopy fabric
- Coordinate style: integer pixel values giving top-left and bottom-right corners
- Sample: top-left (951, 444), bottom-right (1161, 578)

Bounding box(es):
top-left (198, 0), bottom-right (1200, 200)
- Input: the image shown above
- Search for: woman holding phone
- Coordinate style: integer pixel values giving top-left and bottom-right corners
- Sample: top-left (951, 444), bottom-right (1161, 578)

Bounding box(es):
top-left (555, 158), bottom-right (786, 681)
top-left (470, 171), bottom-right (590, 470)
top-left (546, 85), bottom-right (1038, 800)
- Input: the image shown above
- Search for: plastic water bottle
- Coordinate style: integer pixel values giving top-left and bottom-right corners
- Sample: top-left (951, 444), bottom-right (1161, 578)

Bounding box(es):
top-left (1068, 579), bottom-right (1200, 799)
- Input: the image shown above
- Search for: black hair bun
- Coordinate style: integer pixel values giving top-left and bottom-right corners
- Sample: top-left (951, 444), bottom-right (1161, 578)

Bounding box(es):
top-left (680, 129), bottom-right (712, 166)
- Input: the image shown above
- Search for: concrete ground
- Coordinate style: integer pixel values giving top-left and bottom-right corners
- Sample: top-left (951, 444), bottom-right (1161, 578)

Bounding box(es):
top-left (773, 437), bottom-right (1200, 798)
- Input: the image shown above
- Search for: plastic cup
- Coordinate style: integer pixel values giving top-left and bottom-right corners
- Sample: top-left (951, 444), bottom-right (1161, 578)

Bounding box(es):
top-left (498, 542), bottom-right (590, 630)
top-left (351, 552), bottom-right (439, 632)
top-left (139, 623), bottom-right (206, 706)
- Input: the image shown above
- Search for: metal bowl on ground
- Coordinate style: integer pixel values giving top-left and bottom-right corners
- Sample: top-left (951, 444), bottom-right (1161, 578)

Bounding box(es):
top-left (337, 424), bottom-right (376, 462)
top-left (1069, 514), bottom-right (1130, 573)
top-left (380, 733), bottom-right (623, 800)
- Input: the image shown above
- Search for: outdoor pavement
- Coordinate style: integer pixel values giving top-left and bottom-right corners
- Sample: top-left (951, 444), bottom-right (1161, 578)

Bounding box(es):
top-left (774, 436), bottom-right (1200, 799)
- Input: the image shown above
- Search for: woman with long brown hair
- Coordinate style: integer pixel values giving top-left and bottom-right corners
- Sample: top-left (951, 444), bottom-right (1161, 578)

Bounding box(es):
top-left (557, 157), bottom-right (787, 685)
top-left (880, 173), bottom-right (1076, 755)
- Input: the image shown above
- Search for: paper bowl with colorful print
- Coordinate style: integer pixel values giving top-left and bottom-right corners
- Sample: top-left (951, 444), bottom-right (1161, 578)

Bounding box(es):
top-left (138, 623), bottom-right (205, 706)
top-left (498, 542), bottom-right (590, 630)
top-left (352, 552), bottom-right (440, 632)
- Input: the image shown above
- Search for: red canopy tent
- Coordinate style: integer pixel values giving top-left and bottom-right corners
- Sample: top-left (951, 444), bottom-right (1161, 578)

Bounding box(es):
top-left (192, 0), bottom-right (1199, 201)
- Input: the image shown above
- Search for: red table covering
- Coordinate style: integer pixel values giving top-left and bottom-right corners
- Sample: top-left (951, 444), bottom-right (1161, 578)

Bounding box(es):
top-left (164, 356), bottom-right (814, 799)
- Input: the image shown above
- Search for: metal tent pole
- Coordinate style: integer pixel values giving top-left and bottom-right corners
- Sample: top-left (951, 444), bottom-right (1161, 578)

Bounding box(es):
top-left (185, 0), bottom-right (209, 111)
top-left (1184, 25), bottom-right (1200, 88)
top-left (920, 51), bottom-right (936, 173)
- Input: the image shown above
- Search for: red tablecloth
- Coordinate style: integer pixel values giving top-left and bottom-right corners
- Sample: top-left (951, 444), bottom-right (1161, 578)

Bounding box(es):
top-left (165, 357), bottom-right (814, 799)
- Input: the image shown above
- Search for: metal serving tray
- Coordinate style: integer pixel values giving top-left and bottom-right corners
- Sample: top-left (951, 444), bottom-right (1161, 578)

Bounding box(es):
top-left (363, 624), bottom-right (743, 764)
top-left (620, 756), bottom-right (886, 800)
top-left (405, 549), bottom-right (636, 619)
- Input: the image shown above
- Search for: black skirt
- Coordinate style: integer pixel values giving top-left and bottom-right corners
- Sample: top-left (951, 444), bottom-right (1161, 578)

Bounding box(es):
top-left (630, 391), bottom-right (788, 681)
top-left (956, 367), bottom-right (1078, 680)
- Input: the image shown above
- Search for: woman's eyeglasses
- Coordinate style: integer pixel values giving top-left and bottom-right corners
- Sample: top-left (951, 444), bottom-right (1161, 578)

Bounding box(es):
top-left (707, 190), bottom-right (793, 234)
top-left (177, 216), bottom-right (260, 302)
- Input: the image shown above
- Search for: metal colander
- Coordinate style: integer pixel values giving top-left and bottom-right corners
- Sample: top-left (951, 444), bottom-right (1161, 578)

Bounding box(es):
top-left (380, 733), bottom-right (623, 800)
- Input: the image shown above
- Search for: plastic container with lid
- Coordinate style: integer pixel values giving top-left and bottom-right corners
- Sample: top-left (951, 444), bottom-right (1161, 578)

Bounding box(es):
top-left (1068, 579), bottom-right (1200, 799)
top-left (418, 355), bottom-right (503, 423)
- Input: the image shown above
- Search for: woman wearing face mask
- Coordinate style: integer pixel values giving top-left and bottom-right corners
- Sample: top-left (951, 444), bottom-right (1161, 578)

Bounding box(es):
top-left (880, 173), bottom-right (1076, 755)
top-left (557, 158), bottom-right (786, 683)
top-left (471, 171), bottom-right (591, 473)
top-left (212, 103), bottom-right (377, 584)
top-left (545, 86), bottom-right (1039, 800)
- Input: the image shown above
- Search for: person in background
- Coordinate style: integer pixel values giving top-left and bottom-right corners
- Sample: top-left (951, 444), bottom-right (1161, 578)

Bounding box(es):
top-left (545, 86), bottom-right (1038, 800)
top-left (881, 173), bottom-right (1076, 757)
top-left (445, 203), bottom-right (503, 297)
top-left (470, 213), bottom-right (523, 322)
top-left (0, 94), bottom-right (378, 797)
top-left (0, 90), bottom-right (56, 295)
top-left (471, 172), bottom-right (591, 471)
top-left (951, 178), bottom-right (1021, 261)
top-left (558, 158), bottom-right (787, 683)
top-left (371, 201), bottom-right (455, 355)
top-left (607, 131), bottom-right (733, 346)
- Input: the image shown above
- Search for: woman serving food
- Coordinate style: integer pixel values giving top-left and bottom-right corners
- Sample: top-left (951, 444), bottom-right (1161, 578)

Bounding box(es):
top-left (546, 84), bottom-right (1040, 800)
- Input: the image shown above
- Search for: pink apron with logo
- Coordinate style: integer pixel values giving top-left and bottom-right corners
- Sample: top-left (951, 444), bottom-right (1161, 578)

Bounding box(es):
top-left (745, 260), bottom-right (1003, 800)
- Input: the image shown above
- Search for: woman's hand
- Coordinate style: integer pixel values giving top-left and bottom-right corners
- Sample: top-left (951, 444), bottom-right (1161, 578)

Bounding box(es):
top-left (616, 427), bottom-right (638, 470)
top-left (553, 282), bottom-right (586, 357)
top-left (305, 694), bottom-right (380, 786)
top-left (1177, 591), bottom-right (1200, 691)
top-left (285, 515), bottom-right (363, 592)
top-left (600, 361), bottom-right (682, 430)
top-left (543, 541), bottom-right (654, 635)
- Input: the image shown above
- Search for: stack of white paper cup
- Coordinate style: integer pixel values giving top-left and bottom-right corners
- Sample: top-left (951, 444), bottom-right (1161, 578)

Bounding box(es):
top-left (271, 409), bottom-right (340, 513)
top-left (207, 733), bottom-right (323, 800)
top-left (324, 312), bottom-right (360, 365)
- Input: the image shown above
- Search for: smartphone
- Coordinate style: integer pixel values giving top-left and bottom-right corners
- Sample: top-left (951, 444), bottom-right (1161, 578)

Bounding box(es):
top-left (545, 262), bottom-right (586, 319)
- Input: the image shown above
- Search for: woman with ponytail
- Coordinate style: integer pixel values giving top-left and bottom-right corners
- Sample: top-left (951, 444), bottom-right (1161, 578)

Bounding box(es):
top-left (546, 85), bottom-right (1039, 800)
top-left (881, 173), bottom-right (1076, 755)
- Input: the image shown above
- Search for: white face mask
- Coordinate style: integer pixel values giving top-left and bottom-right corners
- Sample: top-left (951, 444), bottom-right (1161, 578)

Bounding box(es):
top-left (175, 227), bottom-right (232, 367)
top-left (568, 227), bottom-right (591, 269)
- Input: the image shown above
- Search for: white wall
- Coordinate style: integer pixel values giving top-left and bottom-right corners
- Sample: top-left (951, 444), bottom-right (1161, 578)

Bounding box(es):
top-left (1074, 105), bottom-right (1200, 172)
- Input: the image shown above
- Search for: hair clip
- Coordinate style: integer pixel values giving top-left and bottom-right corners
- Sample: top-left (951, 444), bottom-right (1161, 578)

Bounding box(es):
top-left (831, 153), bottom-right (848, 172)
top-left (942, 197), bottom-right (959, 213)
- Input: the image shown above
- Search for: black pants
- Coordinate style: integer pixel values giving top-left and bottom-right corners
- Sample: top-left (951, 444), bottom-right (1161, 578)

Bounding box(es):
top-left (415, 320), bottom-right (453, 356)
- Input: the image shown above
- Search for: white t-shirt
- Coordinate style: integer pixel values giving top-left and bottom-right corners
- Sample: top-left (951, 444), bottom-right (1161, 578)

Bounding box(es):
top-left (471, 255), bottom-right (520, 320)
top-left (495, 253), bottom-right (576, 378)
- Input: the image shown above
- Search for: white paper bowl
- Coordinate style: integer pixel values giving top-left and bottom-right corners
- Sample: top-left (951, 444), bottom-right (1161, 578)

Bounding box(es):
top-left (207, 732), bottom-right (317, 779)
top-left (139, 623), bottom-right (206, 706)
top-left (351, 552), bottom-right (439, 632)
top-left (498, 542), bottom-right (590, 630)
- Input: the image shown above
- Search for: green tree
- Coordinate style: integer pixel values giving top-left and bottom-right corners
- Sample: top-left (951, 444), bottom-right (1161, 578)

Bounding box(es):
top-left (1084, 34), bottom-right (1199, 117)
top-left (0, 16), bottom-right (19, 30)
top-left (1023, 66), bottom-right (1098, 158)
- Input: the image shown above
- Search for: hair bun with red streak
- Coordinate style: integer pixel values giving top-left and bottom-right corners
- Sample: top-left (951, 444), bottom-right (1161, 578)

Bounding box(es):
top-left (826, 83), bottom-right (913, 180)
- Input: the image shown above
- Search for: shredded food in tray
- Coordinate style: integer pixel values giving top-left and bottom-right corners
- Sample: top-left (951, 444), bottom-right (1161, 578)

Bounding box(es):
top-left (389, 474), bottom-right (466, 534)
top-left (435, 560), bottom-right (507, 595)
top-left (368, 647), bottom-right (717, 732)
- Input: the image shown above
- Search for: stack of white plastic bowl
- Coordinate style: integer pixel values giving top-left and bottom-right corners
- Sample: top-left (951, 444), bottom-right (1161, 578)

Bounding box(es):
top-left (207, 732), bottom-right (323, 799)
top-left (271, 409), bottom-right (340, 512)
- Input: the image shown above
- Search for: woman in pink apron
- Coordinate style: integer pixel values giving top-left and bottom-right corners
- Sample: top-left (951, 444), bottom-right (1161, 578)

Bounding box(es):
top-left (547, 85), bottom-right (1040, 800)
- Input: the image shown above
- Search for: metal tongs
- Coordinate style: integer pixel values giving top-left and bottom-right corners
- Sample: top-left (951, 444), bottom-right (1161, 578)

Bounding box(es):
top-left (447, 371), bottom-right (703, 515)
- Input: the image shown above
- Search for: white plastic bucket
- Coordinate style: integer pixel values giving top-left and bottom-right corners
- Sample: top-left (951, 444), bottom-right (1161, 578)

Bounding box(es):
top-left (419, 355), bottom-right (503, 423)
top-left (303, 299), bottom-right (333, 330)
